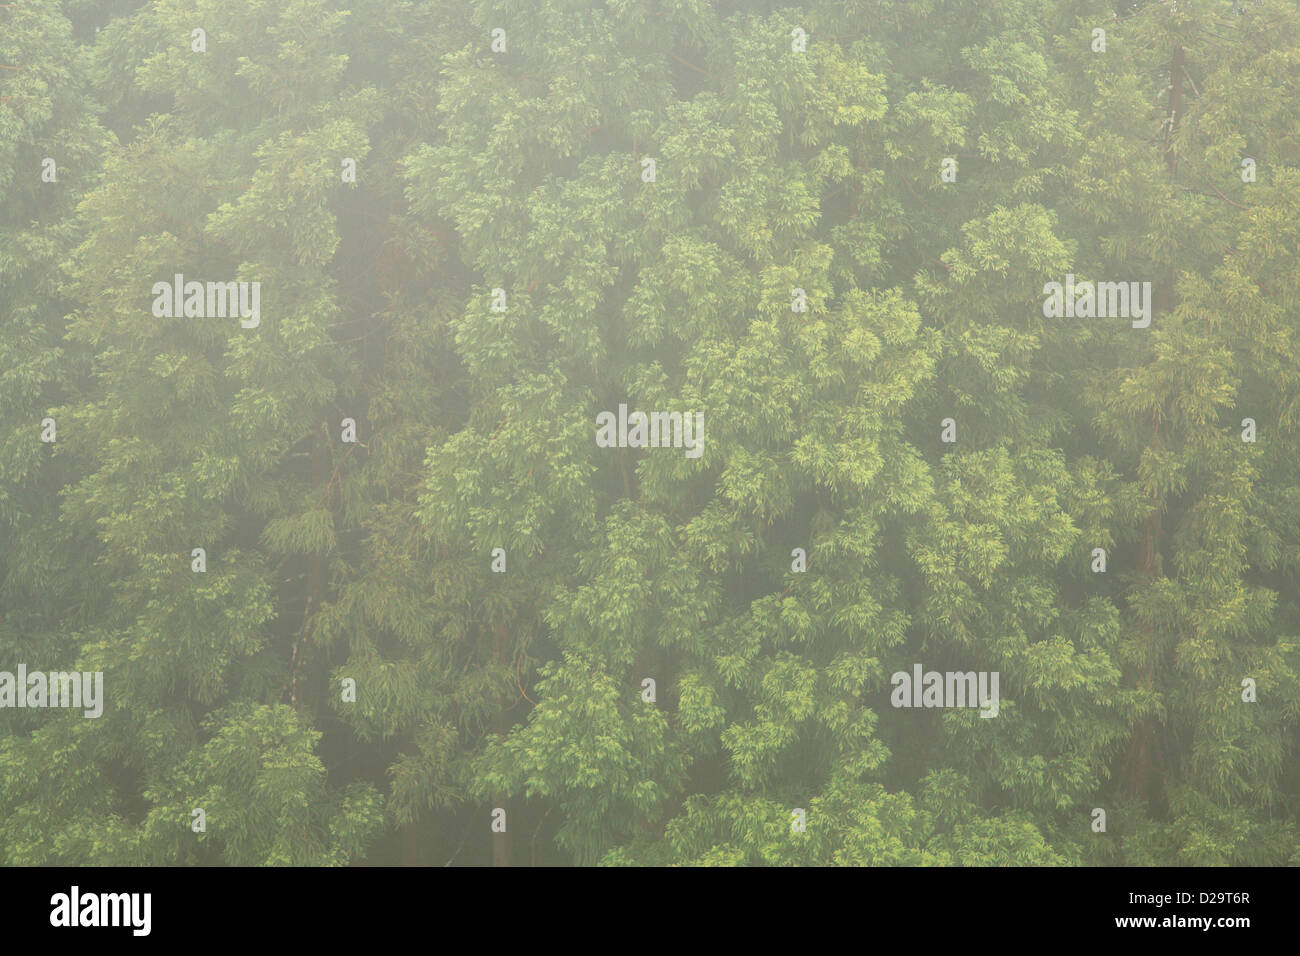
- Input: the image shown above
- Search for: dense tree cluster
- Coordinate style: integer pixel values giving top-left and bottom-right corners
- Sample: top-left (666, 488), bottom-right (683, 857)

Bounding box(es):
top-left (2, 0), bottom-right (1298, 866)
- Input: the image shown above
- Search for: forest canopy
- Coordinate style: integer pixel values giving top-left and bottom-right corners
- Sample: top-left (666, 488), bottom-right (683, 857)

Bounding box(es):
top-left (2, 0), bottom-right (1299, 866)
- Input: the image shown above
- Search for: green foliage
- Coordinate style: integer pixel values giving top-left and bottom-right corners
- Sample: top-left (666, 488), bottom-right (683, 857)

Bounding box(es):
top-left (2, 0), bottom-right (1298, 866)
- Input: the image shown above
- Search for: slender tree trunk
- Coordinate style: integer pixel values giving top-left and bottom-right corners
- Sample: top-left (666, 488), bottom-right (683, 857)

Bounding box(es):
top-left (1128, 478), bottom-right (1163, 802)
top-left (1126, 43), bottom-right (1185, 802)
top-left (1165, 46), bottom-right (1184, 178)
top-left (402, 821), bottom-right (424, 866)
top-left (492, 622), bottom-right (512, 867)
top-left (291, 435), bottom-right (328, 709)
